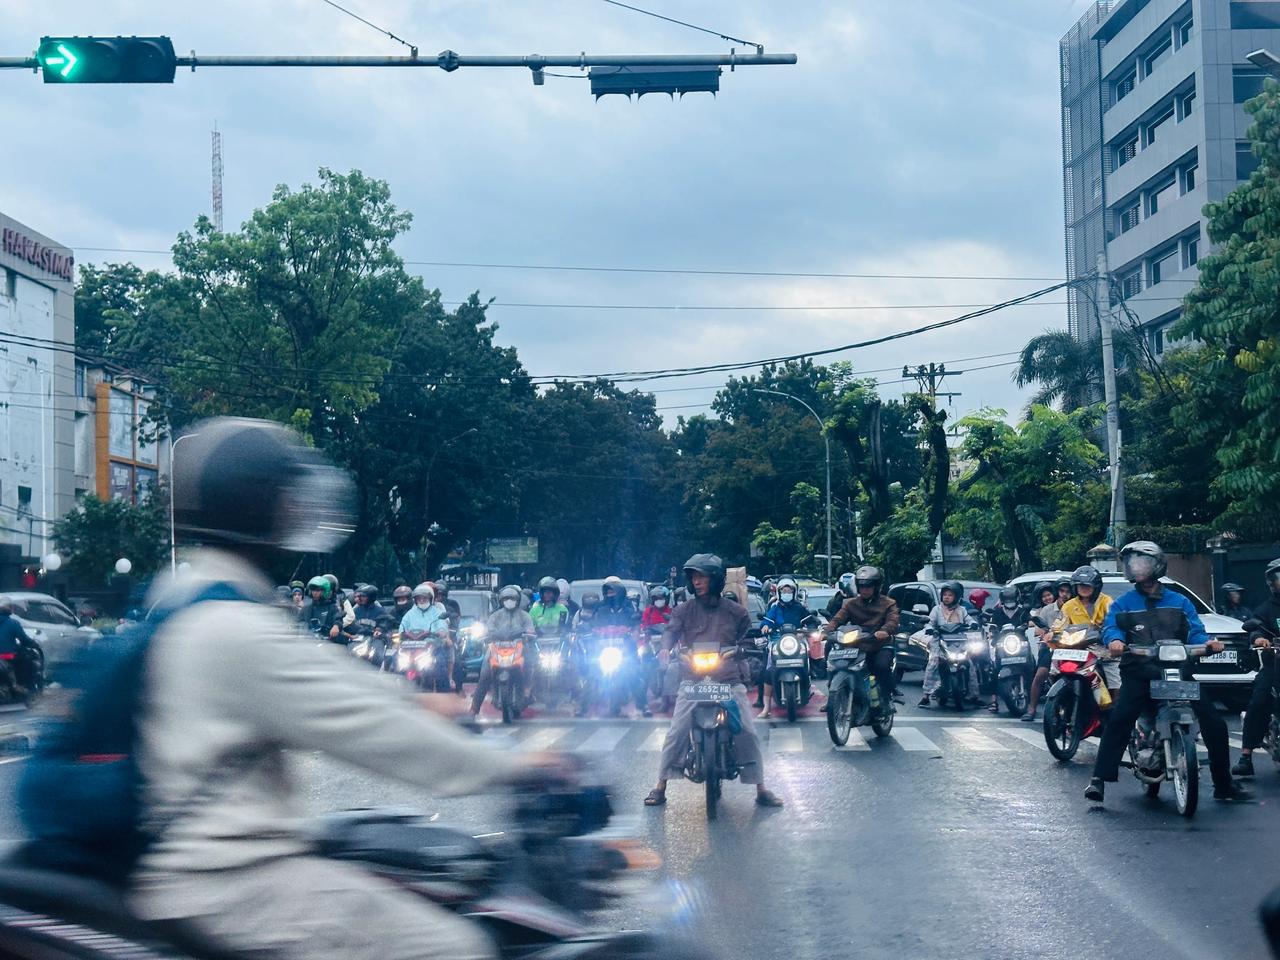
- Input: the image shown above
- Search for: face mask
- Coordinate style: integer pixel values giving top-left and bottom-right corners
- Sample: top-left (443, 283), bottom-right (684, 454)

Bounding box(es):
top-left (780, 591), bottom-right (795, 604)
top-left (415, 599), bottom-right (430, 609)
top-left (654, 598), bottom-right (667, 608)
top-left (503, 599), bottom-right (518, 610)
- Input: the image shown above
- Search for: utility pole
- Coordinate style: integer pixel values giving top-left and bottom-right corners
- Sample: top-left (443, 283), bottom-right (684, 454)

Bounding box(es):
top-left (902, 362), bottom-right (962, 405)
top-left (1095, 254), bottom-right (1128, 547)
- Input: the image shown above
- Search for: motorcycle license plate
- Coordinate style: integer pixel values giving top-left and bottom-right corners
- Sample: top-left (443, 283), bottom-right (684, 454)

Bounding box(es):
top-left (1151, 679), bottom-right (1200, 701)
top-left (774, 658), bottom-right (805, 667)
top-left (1000, 656), bottom-right (1028, 664)
top-left (684, 682), bottom-right (734, 701)
top-left (1200, 650), bottom-right (1237, 664)
top-left (1052, 648), bottom-right (1089, 662)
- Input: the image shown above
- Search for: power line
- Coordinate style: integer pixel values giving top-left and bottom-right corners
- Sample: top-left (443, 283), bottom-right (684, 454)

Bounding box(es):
top-left (317, 0), bottom-right (418, 53)
top-left (599, 0), bottom-right (762, 50)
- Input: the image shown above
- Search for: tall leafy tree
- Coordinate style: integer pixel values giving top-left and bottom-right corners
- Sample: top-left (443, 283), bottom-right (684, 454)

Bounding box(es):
top-left (1013, 328), bottom-right (1139, 413)
top-left (53, 492), bottom-right (170, 586)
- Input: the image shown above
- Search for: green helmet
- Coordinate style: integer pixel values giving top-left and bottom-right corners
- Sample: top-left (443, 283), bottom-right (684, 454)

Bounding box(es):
top-left (307, 575), bottom-right (332, 601)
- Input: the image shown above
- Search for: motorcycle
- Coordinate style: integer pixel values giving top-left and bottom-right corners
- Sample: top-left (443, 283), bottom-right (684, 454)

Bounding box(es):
top-left (347, 618), bottom-right (387, 668)
top-left (533, 632), bottom-right (573, 709)
top-left (990, 623), bottom-right (1035, 717)
top-left (1041, 623), bottom-right (1112, 760)
top-left (825, 627), bottom-right (894, 746)
top-left (1122, 640), bottom-right (1212, 817)
top-left (397, 631), bottom-right (454, 692)
top-left (639, 625), bottom-right (666, 701)
top-left (678, 642), bottom-right (748, 820)
top-left (0, 786), bottom-right (712, 960)
top-left (593, 626), bottom-right (634, 718)
top-left (1243, 618), bottom-right (1280, 769)
top-left (930, 626), bottom-right (986, 711)
top-left (768, 615), bottom-right (819, 722)
top-left (487, 634), bottom-right (531, 724)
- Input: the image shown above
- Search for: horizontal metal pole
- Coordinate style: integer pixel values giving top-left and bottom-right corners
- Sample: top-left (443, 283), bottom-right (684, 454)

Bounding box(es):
top-left (0, 58), bottom-right (36, 69)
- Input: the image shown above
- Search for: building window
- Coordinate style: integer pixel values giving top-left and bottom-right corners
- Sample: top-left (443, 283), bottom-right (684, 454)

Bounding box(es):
top-left (1177, 17), bottom-right (1194, 45)
top-left (1182, 160), bottom-right (1198, 193)
top-left (1119, 267), bottom-right (1142, 299)
top-left (1231, 2), bottom-right (1280, 29)
top-left (1115, 134), bottom-right (1139, 167)
top-left (16, 486), bottom-right (31, 517)
top-left (1144, 106), bottom-right (1175, 147)
top-left (1119, 200), bottom-right (1141, 233)
top-left (1114, 67), bottom-right (1137, 103)
top-left (1153, 326), bottom-right (1166, 356)
top-left (1143, 35), bottom-right (1173, 76)
top-left (1234, 67), bottom-right (1267, 103)
top-left (1178, 87), bottom-right (1196, 119)
top-left (1183, 233), bottom-right (1200, 268)
top-left (1148, 177), bottom-right (1177, 216)
top-left (74, 363), bottom-right (86, 397)
top-left (1238, 141), bottom-right (1261, 179)
top-left (1150, 247), bottom-right (1180, 285)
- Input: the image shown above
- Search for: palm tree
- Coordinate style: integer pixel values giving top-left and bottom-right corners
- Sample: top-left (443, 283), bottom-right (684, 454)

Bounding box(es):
top-left (1013, 329), bottom-right (1140, 412)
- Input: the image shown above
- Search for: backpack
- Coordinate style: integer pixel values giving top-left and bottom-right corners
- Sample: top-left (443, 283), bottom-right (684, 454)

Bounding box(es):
top-left (17, 582), bottom-right (251, 885)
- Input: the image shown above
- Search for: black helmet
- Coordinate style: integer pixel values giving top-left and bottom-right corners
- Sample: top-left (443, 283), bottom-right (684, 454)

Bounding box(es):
top-left (1221, 582), bottom-right (1244, 595)
top-left (1266, 559), bottom-right (1280, 588)
top-left (1069, 565), bottom-right (1103, 594)
top-left (854, 565), bottom-right (883, 596)
top-left (1054, 577), bottom-right (1072, 594)
top-left (1120, 540), bottom-right (1167, 583)
top-left (1033, 580), bottom-right (1055, 604)
top-left (355, 584), bottom-right (379, 602)
top-left (581, 593), bottom-right (600, 610)
top-left (999, 586), bottom-right (1019, 605)
top-left (939, 580), bottom-right (963, 606)
top-left (537, 576), bottom-right (560, 600)
top-left (683, 553), bottom-right (726, 595)
top-left (393, 585), bottom-right (412, 601)
top-left (172, 418), bottom-right (355, 553)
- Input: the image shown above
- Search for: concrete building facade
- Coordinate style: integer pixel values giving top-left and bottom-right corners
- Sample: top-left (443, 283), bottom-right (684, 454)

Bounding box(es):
top-left (1061, 0), bottom-right (1280, 353)
top-left (0, 213), bottom-right (75, 561)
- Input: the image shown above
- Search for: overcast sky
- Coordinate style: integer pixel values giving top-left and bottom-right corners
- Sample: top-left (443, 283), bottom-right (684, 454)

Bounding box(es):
top-left (3, 0), bottom-right (1099, 424)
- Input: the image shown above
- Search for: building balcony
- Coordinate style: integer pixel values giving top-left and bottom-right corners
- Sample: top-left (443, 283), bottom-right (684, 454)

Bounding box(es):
top-left (1102, 39), bottom-right (1197, 143)
top-left (1106, 111), bottom-right (1201, 203)
top-left (1098, 0), bottom-right (1191, 76)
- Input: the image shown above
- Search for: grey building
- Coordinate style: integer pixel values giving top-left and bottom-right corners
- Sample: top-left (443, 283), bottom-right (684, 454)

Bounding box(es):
top-left (1061, 0), bottom-right (1280, 353)
top-left (0, 213), bottom-right (76, 563)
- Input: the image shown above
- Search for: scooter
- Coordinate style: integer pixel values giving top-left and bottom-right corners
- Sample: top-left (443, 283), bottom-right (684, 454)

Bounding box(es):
top-left (0, 786), bottom-right (713, 960)
top-left (930, 627), bottom-right (986, 711)
top-left (769, 615), bottom-right (820, 722)
top-left (825, 627), bottom-right (895, 746)
top-left (487, 634), bottom-right (530, 724)
top-left (593, 626), bottom-right (634, 718)
top-left (679, 642), bottom-right (749, 820)
top-left (398, 632), bottom-right (454, 692)
top-left (1041, 624), bottom-right (1112, 760)
top-left (991, 623), bottom-right (1035, 717)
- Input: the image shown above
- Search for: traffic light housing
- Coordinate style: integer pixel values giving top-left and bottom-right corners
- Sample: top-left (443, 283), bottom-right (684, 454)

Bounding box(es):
top-left (589, 65), bottom-right (720, 99)
top-left (37, 36), bottom-right (177, 84)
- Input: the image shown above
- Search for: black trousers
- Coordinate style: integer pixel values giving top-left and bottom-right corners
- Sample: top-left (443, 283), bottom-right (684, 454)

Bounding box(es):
top-left (1092, 670), bottom-right (1233, 789)
top-left (868, 646), bottom-right (897, 697)
top-left (1243, 663), bottom-right (1277, 750)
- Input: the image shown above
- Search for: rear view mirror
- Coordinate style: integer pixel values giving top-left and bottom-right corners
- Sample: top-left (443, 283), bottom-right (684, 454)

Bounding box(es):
top-left (912, 604), bottom-right (929, 615)
top-left (1242, 619), bottom-right (1263, 633)
top-left (1030, 616), bottom-right (1048, 629)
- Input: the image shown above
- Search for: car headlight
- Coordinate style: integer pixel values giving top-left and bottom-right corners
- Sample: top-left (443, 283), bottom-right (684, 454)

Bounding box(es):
top-left (1158, 645), bottom-right (1188, 662)
top-left (1000, 636), bottom-right (1024, 656)
top-left (599, 646), bottom-right (624, 674)
top-left (966, 640), bottom-right (986, 655)
top-left (692, 651), bottom-right (721, 672)
top-left (778, 635), bottom-right (801, 656)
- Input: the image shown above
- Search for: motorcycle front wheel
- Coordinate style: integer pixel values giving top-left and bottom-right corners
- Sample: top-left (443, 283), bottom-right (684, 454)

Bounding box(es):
top-left (1000, 676), bottom-right (1028, 716)
top-left (785, 682), bottom-right (798, 723)
top-left (1171, 728), bottom-right (1199, 817)
top-left (1043, 689), bottom-right (1081, 761)
top-left (827, 685), bottom-right (852, 746)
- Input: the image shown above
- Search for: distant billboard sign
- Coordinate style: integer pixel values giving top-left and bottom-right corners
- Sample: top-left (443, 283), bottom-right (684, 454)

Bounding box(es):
top-left (486, 537), bottom-right (538, 565)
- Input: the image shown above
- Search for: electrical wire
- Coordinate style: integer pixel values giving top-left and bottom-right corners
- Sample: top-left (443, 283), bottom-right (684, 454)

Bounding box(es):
top-left (598, 0), bottom-right (761, 48)
top-left (317, 0), bottom-right (418, 51)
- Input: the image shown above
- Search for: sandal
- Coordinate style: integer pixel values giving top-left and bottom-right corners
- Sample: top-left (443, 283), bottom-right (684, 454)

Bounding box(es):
top-left (643, 789), bottom-right (666, 806)
top-left (988, 702), bottom-right (1000, 714)
top-left (755, 789), bottom-right (784, 808)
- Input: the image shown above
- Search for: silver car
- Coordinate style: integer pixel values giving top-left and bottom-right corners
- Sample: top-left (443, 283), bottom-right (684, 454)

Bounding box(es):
top-left (0, 592), bottom-right (100, 676)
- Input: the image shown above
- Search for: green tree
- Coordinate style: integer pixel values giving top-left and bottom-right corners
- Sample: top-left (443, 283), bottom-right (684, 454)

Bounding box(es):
top-left (53, 492), bottom-right (170, 586)
top-left (1013, 328), bottom-right (1139, 413)
top-left (1174, 79), bottom-right (1280, 522)
top-left (865, 486), bottom-right (934, 584)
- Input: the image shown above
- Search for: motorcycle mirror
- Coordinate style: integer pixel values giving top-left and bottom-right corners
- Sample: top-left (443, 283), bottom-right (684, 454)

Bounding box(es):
top-left (1030, 616), bottom-right (1048, 629)
top-left (912, 604), bottom-right (929, 615)
top-left (1242, 619), bottom-right (1264, 633)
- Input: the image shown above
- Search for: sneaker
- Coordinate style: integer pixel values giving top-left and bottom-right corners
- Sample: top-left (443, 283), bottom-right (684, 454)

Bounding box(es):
top-left (1232, 755), bottom-right (1255, 778)
top-left (1214, 781), bottom-right (1255, 802)
top-left (917, 695), bottom-right (931, 708)
top-left (1084, 778), bottom-right (1105, 802)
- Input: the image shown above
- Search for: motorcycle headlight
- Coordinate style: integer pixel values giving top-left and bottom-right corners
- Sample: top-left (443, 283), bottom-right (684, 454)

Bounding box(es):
top-left (947, 649), bottom-right (967, 663)
top-left (599, 646), bottom-right (624, 674)
top-left (415, 651), bottom-right (435, 668)
top-left (778, 635), bottom-right (801, 656)
top-left (1061, 629), bottom-right (1088, 647)
top-left (541, 650), bottom-right (561, 670)
top-left (1000, 636), bottom-right (1024, 656)
top-left (1158, 645), bottom-right (1188, 662)
top-left (352, 641), bottom-right (370, 657)
top-left (397, 652), bottom-right (412, 672)
top-left (691, 651), bottom-right (720, 672)
top-left (839, 629), bottom-right (861, 647)
top-left (966, 640), bottom-right (986, 655)
top-left (467, 623), bottom-right (486, 639)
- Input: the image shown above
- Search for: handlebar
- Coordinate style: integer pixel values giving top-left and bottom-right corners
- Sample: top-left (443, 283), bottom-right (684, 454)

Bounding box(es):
top-left (1126, 644), bottom-right (1209, 658)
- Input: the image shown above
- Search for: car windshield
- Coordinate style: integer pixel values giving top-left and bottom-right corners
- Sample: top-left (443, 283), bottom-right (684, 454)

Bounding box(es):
top-left (7, 598), bottom-right (78, 626)
top-left (1099, 580), bottom-right (1211, 614)
top-left (453, 593), bottom-right (490, 619)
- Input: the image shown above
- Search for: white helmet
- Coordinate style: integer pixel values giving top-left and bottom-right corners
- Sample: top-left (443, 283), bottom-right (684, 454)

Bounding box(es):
top-left (411, 582), bottom-right (435, 602)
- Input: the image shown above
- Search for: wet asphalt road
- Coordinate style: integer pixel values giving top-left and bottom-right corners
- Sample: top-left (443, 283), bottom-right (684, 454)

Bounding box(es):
top-left (0, 679), bottom-right (1277, 959)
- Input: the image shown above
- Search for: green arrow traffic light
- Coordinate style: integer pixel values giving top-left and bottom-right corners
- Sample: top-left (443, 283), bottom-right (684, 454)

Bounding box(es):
top-left (40, 42), bottom-right (78, 78)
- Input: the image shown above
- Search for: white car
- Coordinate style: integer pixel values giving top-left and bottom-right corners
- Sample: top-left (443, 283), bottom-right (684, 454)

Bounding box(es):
top-left (0, 592), bottom-right (101, 677)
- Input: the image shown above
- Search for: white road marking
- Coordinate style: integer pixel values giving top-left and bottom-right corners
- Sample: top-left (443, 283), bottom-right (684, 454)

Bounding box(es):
top-left (575, 727), bottom-right (631, 752)
top-left (834, 726), bottom-right (870, 751)
top-left (889, 727), bottom-right (940, 752)
top-left (999, 726), bottom-right (1049, 750)
top-left (769, 726), bottom-right (805, 753)
top-left (1229, 737), bottom-right (1243, 750)
top-left (944, 726), bottom-right (1009, 751)
top-left (638, 728), bottom-right (668, 752)
top-left (518, 727), bottom-right (572, 752)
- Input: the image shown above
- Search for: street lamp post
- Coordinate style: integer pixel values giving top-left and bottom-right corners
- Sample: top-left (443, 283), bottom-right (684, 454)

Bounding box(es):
top-left (752, 389), bottom-right (833, 583)
top-left (168, 432), bottom-right (198, 574)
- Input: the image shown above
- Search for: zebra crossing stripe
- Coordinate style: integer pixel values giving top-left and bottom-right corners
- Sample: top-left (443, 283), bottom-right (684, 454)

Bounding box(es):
top-left (575, 727), bottom-right (631, 752)
top-left (834, 727), bottom-right (870, 751)
top-left (944, 726), bottom-right (1009, 751)
top-left (518, 727), bottom-right (572, 752)
top-left (769, 727), bottom-right (805, 753)
top-left (638, 729), bottom-right (668, 752)
top-left (889, 727), bottom-right (940, 751)
top-left (998, 726), bottom-right (1049, 750)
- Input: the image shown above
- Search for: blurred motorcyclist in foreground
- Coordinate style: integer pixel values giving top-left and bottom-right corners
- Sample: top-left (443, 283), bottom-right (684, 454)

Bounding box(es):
top-left (644, 554), bottom-right (782, 809)
top-left (127, 418), bottom-right (564, 960)
top-left (1232, 560), bottom-right (1280, 778)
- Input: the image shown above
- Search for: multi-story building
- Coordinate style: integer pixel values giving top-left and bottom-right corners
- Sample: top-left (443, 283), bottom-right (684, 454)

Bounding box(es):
top-left (1061, 0), bottom-right (1280, 354)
